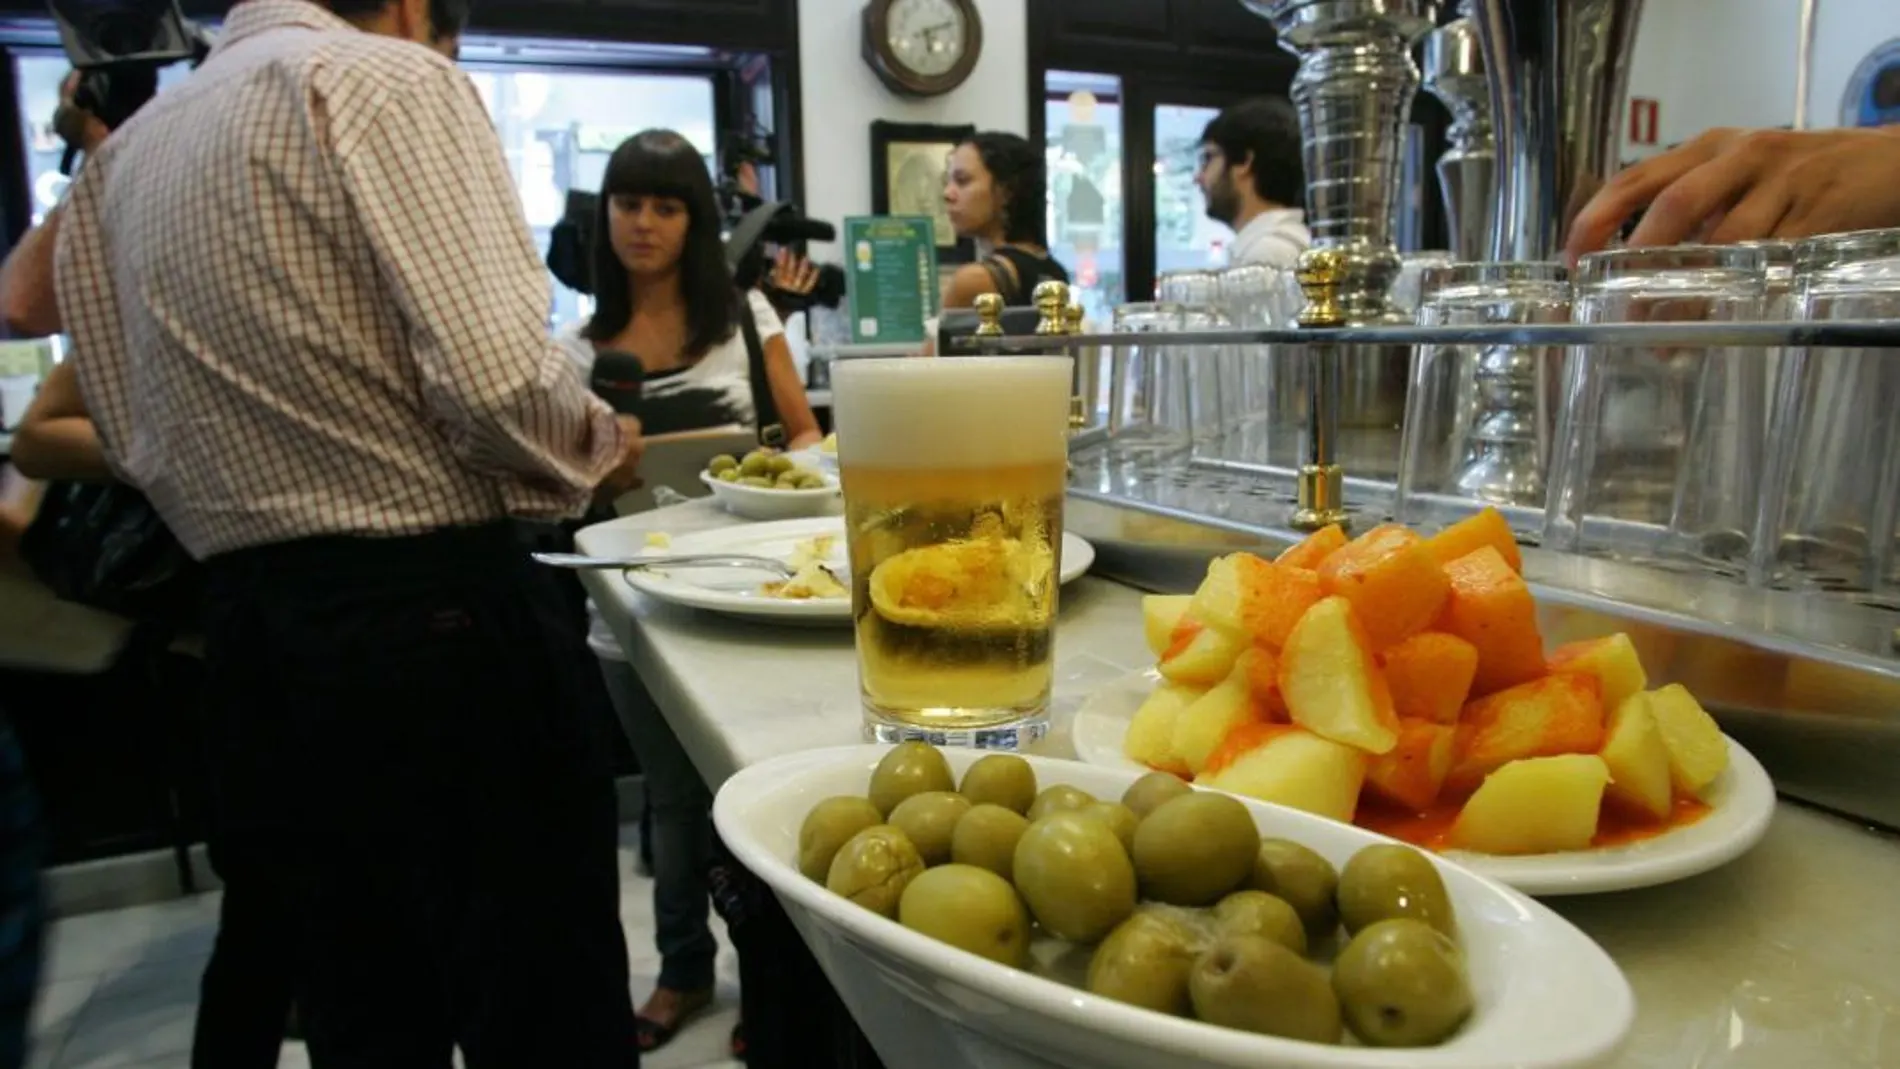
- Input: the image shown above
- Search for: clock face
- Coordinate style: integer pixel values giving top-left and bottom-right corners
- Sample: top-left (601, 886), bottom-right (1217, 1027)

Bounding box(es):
top-left (886, 0), bottom-right (969, 79)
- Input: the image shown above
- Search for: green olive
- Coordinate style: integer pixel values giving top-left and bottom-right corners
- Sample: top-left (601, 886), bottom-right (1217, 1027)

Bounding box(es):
top-left (950, 804), bottom-right (1030, 881)
top-left (1026, 784), bottom-right (1096, 823)
top-left (739, 476), bottom-right (774, 488)
top-left (868, 742), bottom-right (956, 817)
top-left (1337, 844), bottom-right (1456, 939)
top-left (1189, 934), bottom-right (1341, 1044)
top-left (707, 454), bottom-right (738, 475)
top-left (1081, 802), bottom-right (1139, 855)
top-left (888, 791), bottom-right (971, 867)
top-left (738, 452), bottom-right (771, 477)
top-left (717, 469), bottom-right (742, 483)
top-left (775, 473), bottom-right (803, 489)
top-left (1131, 792), bottom-right (1258, 906)
top-left (899, 864), bottom-right (1030, 969)
top-left (1250, 838), bottom-right (1341, 938)
top-left (1086, 910), bottom-right (1202, 1015)
top-left (1012, 813), bottom-right (1136, 943)
top-left (797, 795), bottom-right (883, 882)
top-left (959, 754), bottom-right (1037, 814)
top-left (1121, 771), bottom-right (1193, 819)
top-left (825, 825), bottom-right (924, 918)
top-left (766, 454), bottom-right (795, 476)
top-left (1333, 918), bottom-right (1472, 1047)
top-left (1211, 890), bottom-right (1306, 956)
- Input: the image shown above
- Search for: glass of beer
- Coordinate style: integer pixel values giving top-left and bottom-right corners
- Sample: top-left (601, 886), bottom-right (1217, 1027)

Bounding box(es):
top-left (830, 356), bottom-right (1075, 749)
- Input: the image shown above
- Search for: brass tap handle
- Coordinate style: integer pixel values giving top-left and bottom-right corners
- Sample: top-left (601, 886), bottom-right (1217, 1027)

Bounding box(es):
top-left (1063, 303), bottom-right (1086, 336)
top-left (974, 293), bottom-right (1006, 338)
top-left (1033, 281), bottom-right (1071, 336)
top-left (1291, 248), bottom-right (1351, 532)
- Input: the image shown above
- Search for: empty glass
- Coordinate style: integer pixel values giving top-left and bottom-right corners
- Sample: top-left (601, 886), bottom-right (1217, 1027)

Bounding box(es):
top-left (1545, 245), bottom-right (1770, 576)
top-left (1108, 302), bottom-right (1194, 458)
top-left (1751, 228), bottom-right (1900, 602)
top-left (1397, 262), bottom-right (1570, 536)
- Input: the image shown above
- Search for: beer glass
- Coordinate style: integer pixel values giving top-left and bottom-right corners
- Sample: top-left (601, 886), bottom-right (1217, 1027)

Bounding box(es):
top-left (830, 356), bottom-right (1075, 748)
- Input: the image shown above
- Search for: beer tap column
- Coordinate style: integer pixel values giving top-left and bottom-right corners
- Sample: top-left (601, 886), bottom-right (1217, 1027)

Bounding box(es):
top-left (1250, 0), bottom-right (1434, 530)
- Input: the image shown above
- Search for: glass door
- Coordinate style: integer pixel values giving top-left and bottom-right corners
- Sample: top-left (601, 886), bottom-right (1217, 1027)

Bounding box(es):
top-left (1045, 70), bottom-right (1124, 329)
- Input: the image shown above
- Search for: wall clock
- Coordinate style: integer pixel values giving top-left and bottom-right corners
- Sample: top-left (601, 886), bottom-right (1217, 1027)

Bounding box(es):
top-left (861, 0), bottom-right (984, 98)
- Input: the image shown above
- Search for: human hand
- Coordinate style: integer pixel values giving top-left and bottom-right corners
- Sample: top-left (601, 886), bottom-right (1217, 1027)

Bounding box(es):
top-left (597, 415), bottom-right (645, 498)
top-left (769, 249), bottom-right (819, 297)
top-left (52, 71), bottom-right (109, 157)
top-left (1566, 126), bottom-right (1900, 263)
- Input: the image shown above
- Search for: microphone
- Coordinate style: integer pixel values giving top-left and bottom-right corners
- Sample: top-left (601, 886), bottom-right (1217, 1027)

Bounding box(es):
top-left (590, 350), bottom-right (645, 416)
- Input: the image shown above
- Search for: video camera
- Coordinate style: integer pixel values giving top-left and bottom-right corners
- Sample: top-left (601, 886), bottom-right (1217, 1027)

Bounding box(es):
top-left (545, 181), bottom-right (845, 313)
top-left (48, 0), bottom-right (211, 171)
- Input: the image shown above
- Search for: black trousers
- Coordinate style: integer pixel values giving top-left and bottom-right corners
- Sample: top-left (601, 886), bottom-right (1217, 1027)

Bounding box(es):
top-left (189, 523), bottom-right (639, 1069)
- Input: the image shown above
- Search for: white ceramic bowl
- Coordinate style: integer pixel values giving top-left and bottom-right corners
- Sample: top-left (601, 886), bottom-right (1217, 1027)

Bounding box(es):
top-left (714, 746), bottom-right (1635, 1069)
top-left (700, 470), bottom-right (840, 521)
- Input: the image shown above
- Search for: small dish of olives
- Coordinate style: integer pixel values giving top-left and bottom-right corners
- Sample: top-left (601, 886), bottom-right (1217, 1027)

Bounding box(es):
top-left (713, 744), bottom-right (1636, 1069)
top-left (702, 450), bottom-right (840, 521)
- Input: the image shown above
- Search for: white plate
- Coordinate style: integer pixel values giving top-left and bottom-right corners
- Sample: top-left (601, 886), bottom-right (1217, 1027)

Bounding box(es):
top-left (623, 518), bottom-right (1097, 625)
top-left (714, 745), bottom-right (1634, 1069)
top-left (1072, 668), bottom-right (1776, 897)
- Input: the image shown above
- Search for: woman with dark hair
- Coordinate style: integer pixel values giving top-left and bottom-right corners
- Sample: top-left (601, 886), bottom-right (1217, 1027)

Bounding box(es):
top-left (561, 128), bottom-right (819, 1057)
top-left (942, 131), bottom-right (1070, 309)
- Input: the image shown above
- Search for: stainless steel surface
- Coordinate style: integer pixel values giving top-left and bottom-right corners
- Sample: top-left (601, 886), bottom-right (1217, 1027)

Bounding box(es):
top-left (1471, 0), bottom-right (1645, 261)
top-left (532, 553), bottom-right (796, 578)
top-left (959, 318), bottom-right (1900, 352)
top-left (1064, 487), bottom-right (1900, 829)
top-left (1795, 0), bottom-right (1817, 130)
top-left (1422, 15), bottom-right (1496, 261)
top-left (1249, 0), bottom-right (1433, 327)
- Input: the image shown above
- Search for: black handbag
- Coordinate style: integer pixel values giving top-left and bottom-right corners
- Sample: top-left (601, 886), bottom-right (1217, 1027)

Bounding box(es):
top-left (18, 481), bottom-right (203, 628)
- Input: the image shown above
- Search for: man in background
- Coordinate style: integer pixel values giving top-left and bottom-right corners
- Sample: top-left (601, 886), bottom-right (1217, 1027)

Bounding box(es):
top-left (1195, 97), bottom-right (1312, 270)
top-left (53, 1), bottom-right (643, 1065)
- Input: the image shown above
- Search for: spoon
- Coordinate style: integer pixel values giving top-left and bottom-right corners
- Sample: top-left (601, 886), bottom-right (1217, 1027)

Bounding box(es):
top-left (532, 553), bottom-right (796, 579)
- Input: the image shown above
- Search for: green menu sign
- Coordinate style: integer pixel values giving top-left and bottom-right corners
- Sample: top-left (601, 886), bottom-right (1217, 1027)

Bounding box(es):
top-left (844, 215), bottom-right (940, 346)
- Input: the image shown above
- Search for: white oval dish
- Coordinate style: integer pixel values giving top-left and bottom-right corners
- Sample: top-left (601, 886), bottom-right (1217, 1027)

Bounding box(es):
top-left (714, 745), bottom-right (1634, 1069)
top-left (1072, 668), bottom-right (1777, 896)
top-left (701, 469), bottom-right (841, 521)
top-left (623, 518), bottom-right (1097, 625)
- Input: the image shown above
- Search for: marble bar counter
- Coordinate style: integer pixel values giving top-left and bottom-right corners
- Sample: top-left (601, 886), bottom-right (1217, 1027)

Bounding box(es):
top-left (578, 500), bottom-right (1900, 1069)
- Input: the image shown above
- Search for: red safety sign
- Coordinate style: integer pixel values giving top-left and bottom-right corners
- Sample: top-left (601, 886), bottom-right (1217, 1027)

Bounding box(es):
top-left (1628, 97), bottom-right (1660, 146)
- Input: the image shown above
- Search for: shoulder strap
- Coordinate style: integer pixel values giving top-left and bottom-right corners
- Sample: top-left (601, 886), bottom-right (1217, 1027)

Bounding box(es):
top-left (738, 299), bottom-right (783, 446)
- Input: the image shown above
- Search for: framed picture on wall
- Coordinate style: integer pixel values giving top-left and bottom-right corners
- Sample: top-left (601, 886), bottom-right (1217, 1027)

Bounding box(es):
top-left (869, 120), bottom-right (976, 264)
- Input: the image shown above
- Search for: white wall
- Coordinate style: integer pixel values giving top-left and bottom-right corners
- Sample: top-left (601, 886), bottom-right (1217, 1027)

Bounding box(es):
top-left (796, 0), bottom-right (1029, 234)
top-left (1623, 0), bottom-right (1900, 159)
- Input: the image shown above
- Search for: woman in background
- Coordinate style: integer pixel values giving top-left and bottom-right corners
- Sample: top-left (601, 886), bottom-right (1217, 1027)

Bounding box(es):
top-left (564, 128), bottom-right (820, 1056)
top-left (941, 131), bottom-right (1070, 309)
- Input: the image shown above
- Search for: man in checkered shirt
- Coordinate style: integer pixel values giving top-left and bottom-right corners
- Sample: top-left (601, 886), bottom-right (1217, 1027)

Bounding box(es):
top-left (53, 1), bottom-right (646, 1064)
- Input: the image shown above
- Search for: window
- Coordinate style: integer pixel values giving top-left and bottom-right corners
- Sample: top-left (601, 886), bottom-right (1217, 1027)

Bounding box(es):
top-left (1154, 103), bottom-right (1232, 278)
top-left (12, 53), bottom-right (190, 226)
top-left (464, 66), bottom-right (717, 330)
top-left (9, 48), bottom-right (719, 334)
top-left (1044, 71), bottom-right (1124, 328)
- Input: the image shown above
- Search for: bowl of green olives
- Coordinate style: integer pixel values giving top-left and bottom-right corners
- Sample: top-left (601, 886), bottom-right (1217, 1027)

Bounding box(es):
top-left (702, 450), bottom-right (840, 521)
top-left (713, 744), bottom-right (1634, 1069)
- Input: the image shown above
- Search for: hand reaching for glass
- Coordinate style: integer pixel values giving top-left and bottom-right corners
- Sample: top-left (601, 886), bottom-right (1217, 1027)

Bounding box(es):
top-left (1565, 125), bottom-right (1900, 262)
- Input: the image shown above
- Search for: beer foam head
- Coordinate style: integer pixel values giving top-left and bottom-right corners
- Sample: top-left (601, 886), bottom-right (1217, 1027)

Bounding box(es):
top-left (832, 356), bottom-right (1074, 469)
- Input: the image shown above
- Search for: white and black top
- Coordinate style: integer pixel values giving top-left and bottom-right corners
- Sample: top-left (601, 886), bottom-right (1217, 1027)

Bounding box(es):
top-left (557, 289), bottom-right (785, 438)
top-left (562, 290), bottom-right (785, 661)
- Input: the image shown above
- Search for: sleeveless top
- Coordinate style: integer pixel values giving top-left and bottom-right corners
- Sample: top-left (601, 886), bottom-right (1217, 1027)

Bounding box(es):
top-left (982, 246), bottom-right (1071, 307)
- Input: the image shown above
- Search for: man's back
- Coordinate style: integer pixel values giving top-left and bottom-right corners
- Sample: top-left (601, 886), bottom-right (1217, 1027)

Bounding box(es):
top-left (57, 0), bottom-right (617, 559)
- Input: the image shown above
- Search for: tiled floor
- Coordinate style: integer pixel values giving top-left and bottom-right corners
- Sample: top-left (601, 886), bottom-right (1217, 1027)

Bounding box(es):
top-left (30, 829), bottom-right (743, 1069)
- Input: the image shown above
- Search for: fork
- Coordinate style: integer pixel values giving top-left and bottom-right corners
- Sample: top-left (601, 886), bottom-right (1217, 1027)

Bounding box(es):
top-left (531, 553), bottom-right (796, 579)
